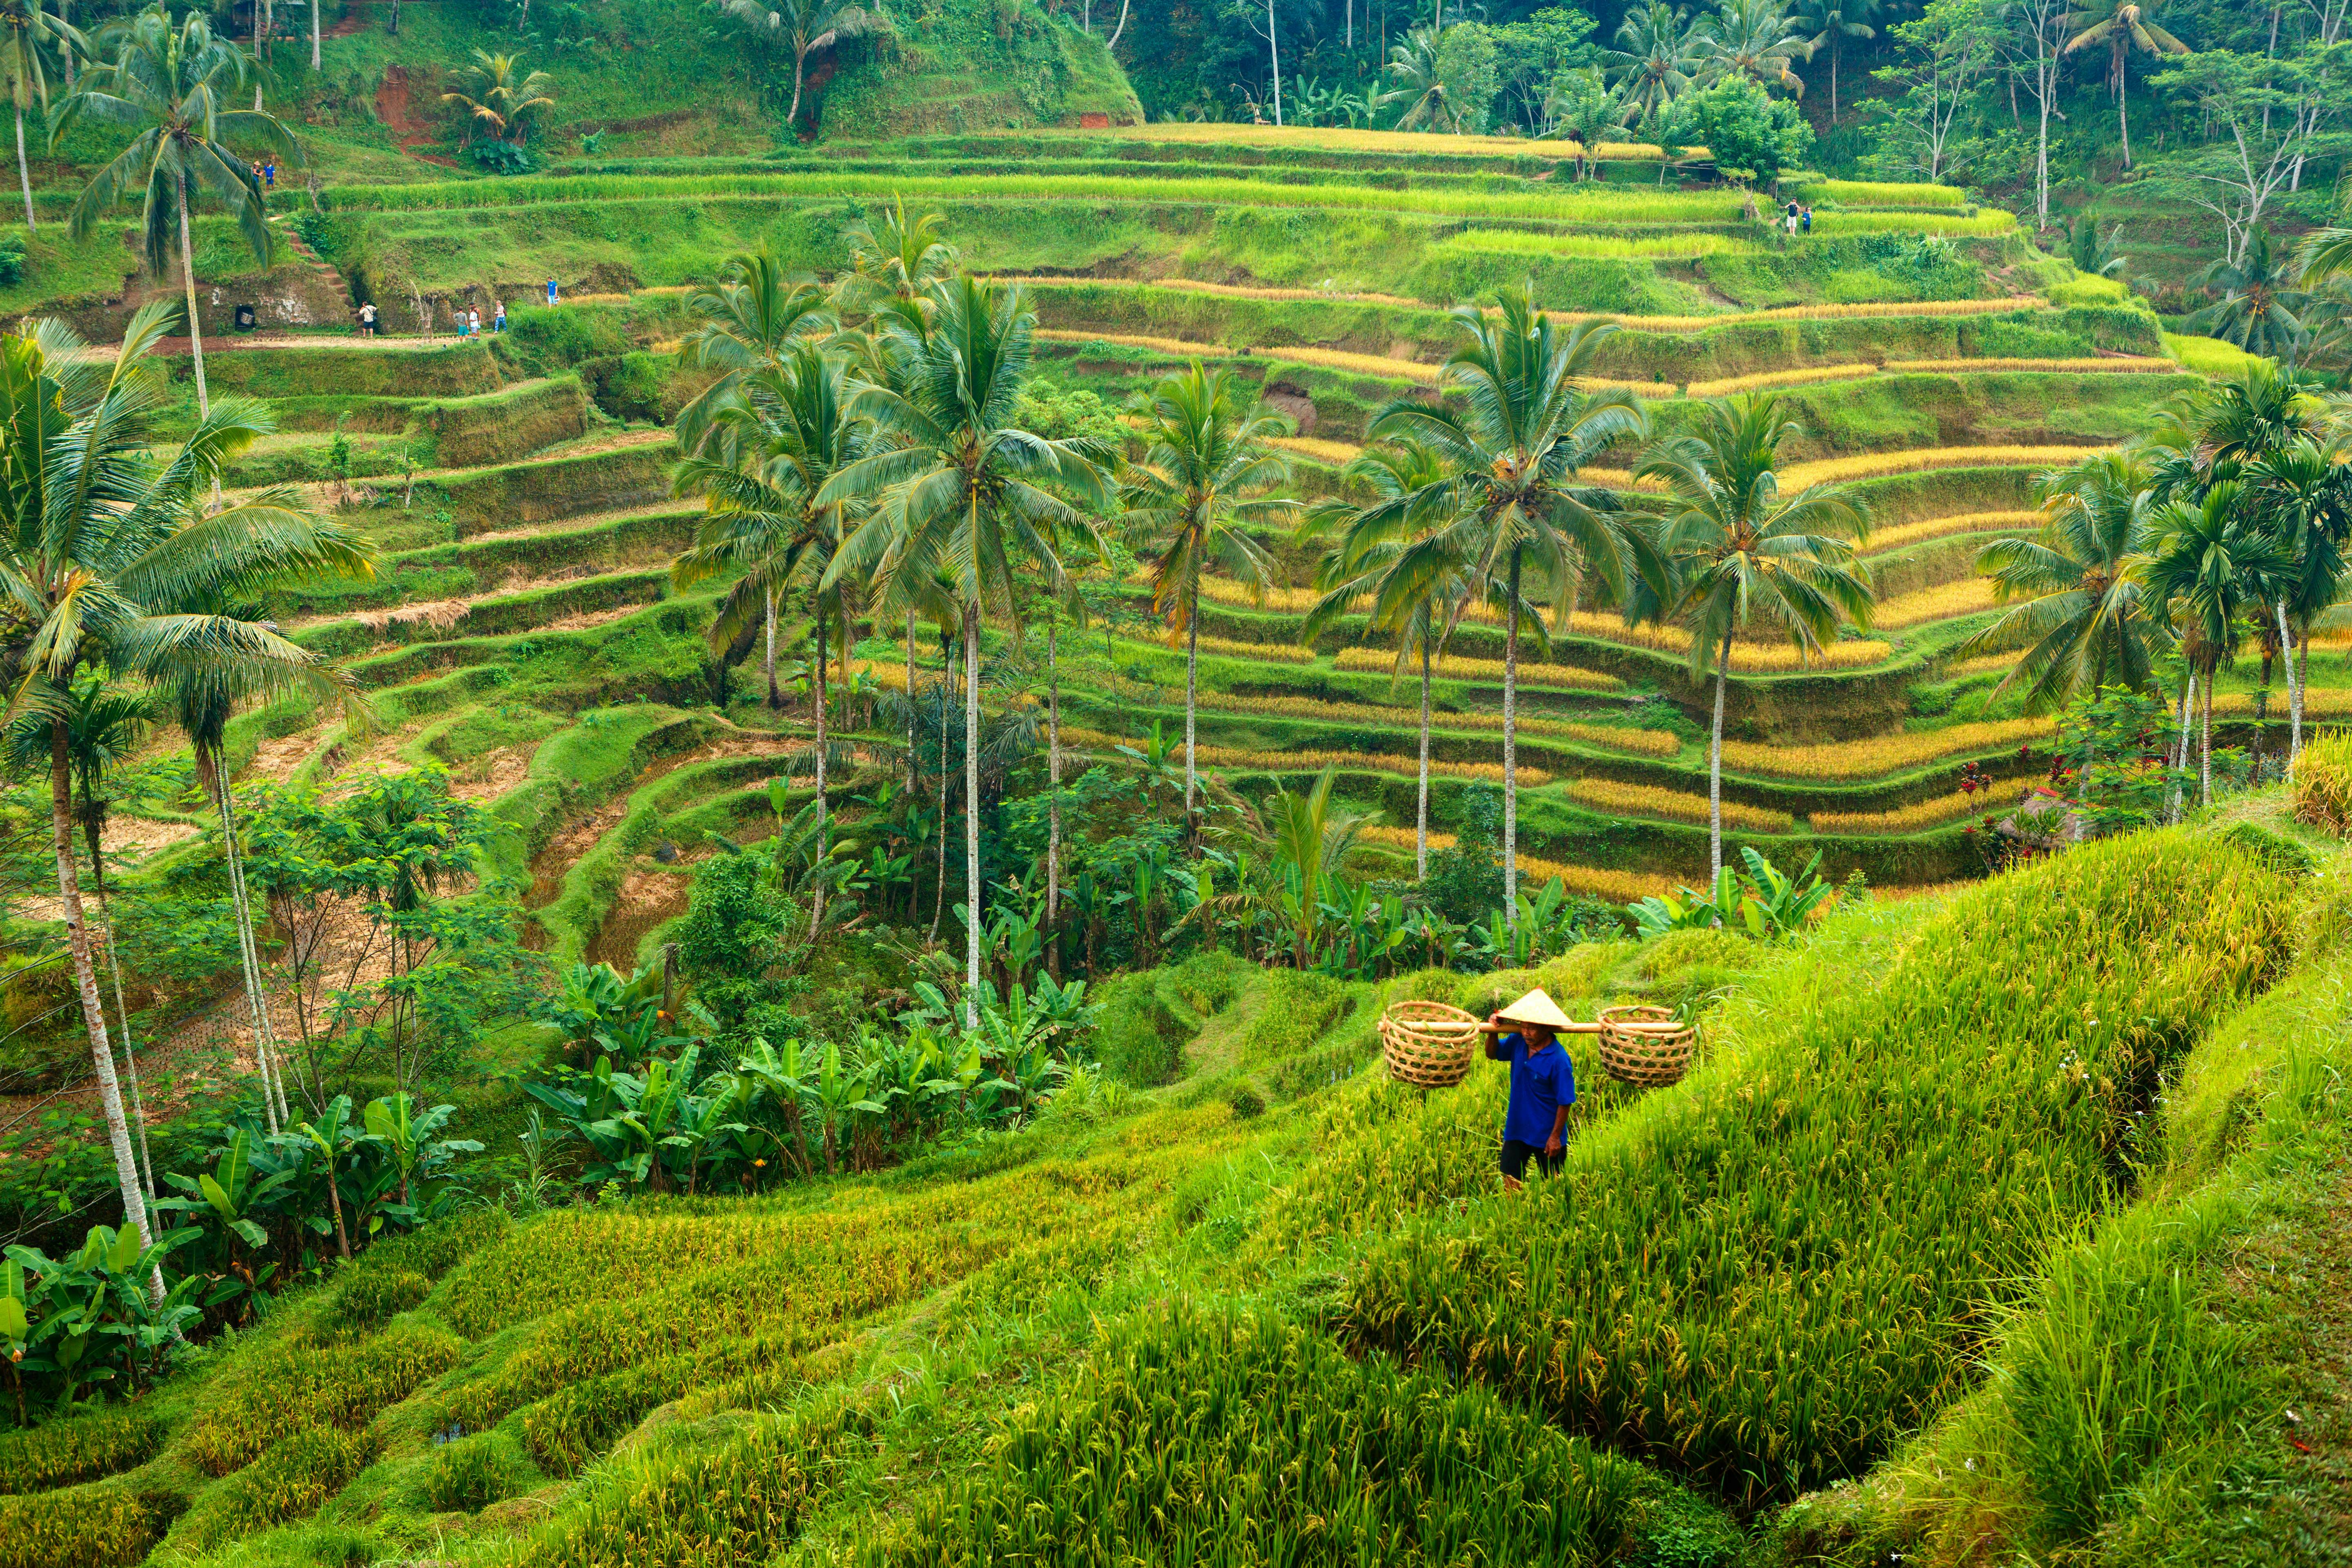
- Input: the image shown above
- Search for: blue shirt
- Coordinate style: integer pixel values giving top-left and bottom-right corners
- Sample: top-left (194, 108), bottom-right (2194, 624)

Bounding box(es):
top-left (1500, 1033), bottom-right (1576, 1147)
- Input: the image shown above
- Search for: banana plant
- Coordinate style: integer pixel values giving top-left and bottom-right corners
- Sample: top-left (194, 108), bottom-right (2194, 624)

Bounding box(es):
top-left (286, 1096), bottom-right (359, 1260)
top-left (734, 1036), bottom-right (815, 1176)
top-left (808, 1040), bottom-right (885, 1176)
top-left (360, 1095), bottom-right (481, 1217)
top-left (3, 1225), bottom-right (199, 1419)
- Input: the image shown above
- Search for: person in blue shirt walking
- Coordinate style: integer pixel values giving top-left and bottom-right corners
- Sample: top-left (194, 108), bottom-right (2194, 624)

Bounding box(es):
top-left (1481, 987), bottom-right (1577, 1189)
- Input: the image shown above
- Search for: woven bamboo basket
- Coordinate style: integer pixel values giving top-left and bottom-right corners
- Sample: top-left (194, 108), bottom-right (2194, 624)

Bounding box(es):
top-left (1379, 1000), bottom-right (1482, 1089)
top-left (1596, 1004), bottom-right (1698, 1088)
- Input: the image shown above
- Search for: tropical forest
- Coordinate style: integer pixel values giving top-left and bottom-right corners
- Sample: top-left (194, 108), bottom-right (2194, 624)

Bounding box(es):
top-left (0, 0), bottom-right (2347, 1561)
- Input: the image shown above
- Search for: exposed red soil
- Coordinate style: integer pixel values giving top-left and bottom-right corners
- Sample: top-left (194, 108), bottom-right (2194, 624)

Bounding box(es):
top-left (374, 65), bottom-right (460, 169)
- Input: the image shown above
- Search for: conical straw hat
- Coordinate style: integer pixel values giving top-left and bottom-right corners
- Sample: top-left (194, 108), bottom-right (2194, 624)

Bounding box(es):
top-left (1496, 987), bottom-right (1573, 1031)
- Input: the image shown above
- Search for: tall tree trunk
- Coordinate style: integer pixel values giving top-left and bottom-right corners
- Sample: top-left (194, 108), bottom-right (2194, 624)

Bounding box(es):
top-left (2169, 672), bottom-right (2194, 824)
top-left (904, 609), bottom-right (917, 795)
top-left (790, 47), bottom-right (805, 127)
top-left (1107, 0), bottom-right (1130, 50)
top-left (1267, 0), bottom-right (1281, 126)
top-left (764, 590), bottom-right (778, 708)
top-left (2035, 60), bottom-right (2051, 227)
top-left (2296, 635), bottom-right (2310, 773)
top-left (931, 635), bottom-right (949, 945)
top-left (1829, 38), bottom-right (1838, 121)
top-left (1502, 547), bottom-right (1519, 925)
top-left (14, 105), bottom-right (34, 231)
top-left (2116, 60), bottom-right (2131, 170)
top-left (2200, 665), bottom-right (2213, 808)
top-left (962, 603), bottom-right (982, 1029)
top-left (98, 897), bottom-right (156, 1204)
top-left (312, 0), bottom-right (322, 71)
top-left (1416, 631), bottom-right (1430, 880)
top-left (48, 724), bottom-right (158, 1285)
top-left (210, 752), bottom-right (288, 1129)
top-left (2277, 601), bottom-right (2302, 778)
top-left (811, 598), bottom-right (828, 934)
top-left (1709, 629), bottom-right (1731, 882)
top-left (1183, 581), bottom-right (1198, 843)
top-left (178, 183), bottom-right (211, 419)
top-left (1047, 616), bottom-right (1061, 980)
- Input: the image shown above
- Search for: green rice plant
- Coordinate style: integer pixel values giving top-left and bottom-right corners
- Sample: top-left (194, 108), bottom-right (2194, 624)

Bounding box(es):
top-left (1810, 787), bottom-right (1999, 834)
top-left (510, 1395), bottom-right (878, 1568)
top-left (1131, 679), bottom-right (1683, 755)
top-left (172, 1427), bottom-right (378, 1550)
top-left (1721, 717), bottom-right (2050, 780)
top-left (1780, 445), bottom-right (2106, 489)
top-left (1060, 725), bottom-right (1555, 785)
top-left (182, 1318), bottom-right (462, 1475)
top-left (1354, 826), bottom-right (1675, 900)
top-left (424, 1434), bottom-right (519, 1514)
top-left (316, 171), bottom-right (1755, 227)
top-left (0, 1406), bottom-right (165, 1495)
top-left (1241, 971), bottom-right (1352, 1058)
top-left (1330, 646), bottom-right (1621, 689)
top-left (1791, 179), bottom-right (1972, 209)
top-left (2162, 331), bottom-right (2266, 377)
top-left (1684, 363), bottom-right (1878, 398)
top-left (0, 1482), bottom-right (154, 1568)
top-left (2292, 731), bottom-right (2352, 835)
top-left (848, 1299), bottom-right (1674, 1567)
top-left (1341, 833), bottom-right (2296, 1507)
top-left (1566, 777), bottom-right (1794, 833)
top-left (522, 1359), bottom-right (698, 1476)
top-left (1442, 229), bottom-right (1766, 260)
top-left (1808, 208), bottom-right (2019, 236)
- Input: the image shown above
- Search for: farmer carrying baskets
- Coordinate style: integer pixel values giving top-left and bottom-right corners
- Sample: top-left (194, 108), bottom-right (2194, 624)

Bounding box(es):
top-left (1480, 988), bottom-right (1577, 1190)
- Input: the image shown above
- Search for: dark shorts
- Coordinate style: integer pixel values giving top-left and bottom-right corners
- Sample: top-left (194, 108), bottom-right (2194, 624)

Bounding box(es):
top-left (1501, 1139), bottom-right (1562, 1180)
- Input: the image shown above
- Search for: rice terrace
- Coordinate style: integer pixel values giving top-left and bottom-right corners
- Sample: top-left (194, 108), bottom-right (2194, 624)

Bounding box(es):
top-left (4, 0), bottom-right (2352, 1562)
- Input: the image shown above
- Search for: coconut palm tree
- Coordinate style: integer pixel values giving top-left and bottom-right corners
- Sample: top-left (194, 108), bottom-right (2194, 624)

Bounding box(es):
top-left (1196, 763), bottom-right (1365, 969)
top-left (2142, 480), bottom-right (2292, 806)
top-left (1366, 287), bottom-right (1649, 917)
top-left (2243, 436), bottom-right (2352, 773)
top-left (1122, 362), bottom-right (1294, 839)
top-left (1603, 1), bottom-right (1705, 123)
top-left (0, 0), bottom-right (78, 229)
top-left (820, 276), bottom-right (1112, 1025)
top-left (2060, 0), bottom-right (2184, 170)
top-left (56, 7), bottom-right (294, 421)
top-left (1792, 0), bottom-right (1872, 118)
top-left (1637, 393), bottom-right (1872, 881)
top-left (1960, 450), bottom-right (2163, 710)
top-left (2190, 228), bottom-right (2311, 365)
top-left (439, 50), bottom-right (555, 145)
top-left (717, 0), bottom-right (888, 128)
top-left (1383, 26), bottom-right (1454, 132)
top-left (0, 303), bottom-right (370, 1229)
top-left (1698, 0), bottom-right (1814, 96)
top-left (673, 340), bottom-right (869, 924)
top-left (1303, 438), bottom-right (1464, 879)
top-left (835, 196), bottom-right (958, 315)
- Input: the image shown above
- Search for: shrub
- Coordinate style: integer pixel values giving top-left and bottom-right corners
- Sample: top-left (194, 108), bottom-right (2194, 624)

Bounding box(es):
top-left (847, 1300), bottom-right (1685, 1567)
top-left (1242, 971), bottom-right (1350, 1059)
top-left (1090, 973), bottom-right (1194, 1086)
top-left (1343, 833), bottom-right (2297, 1507)
top-left (2292, 732), bottom-right (2352, 835)
top-left (0, 1406), bottom-right (165, 1495)
top-left (172, 1427), bottom-right (377, 1550)
top-left (1225, 1083), bottom-right (1266, 1120)
top-left (0, 237), bottom-right (28, 289)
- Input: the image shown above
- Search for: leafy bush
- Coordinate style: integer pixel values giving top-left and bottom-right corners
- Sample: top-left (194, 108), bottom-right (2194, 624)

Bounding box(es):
top-left (0, 237), bottom-right (27, 289)
top-left (466, 138), bottom-right (536, 175)
top-left (1345, 833), bottom-right (2298, 1506)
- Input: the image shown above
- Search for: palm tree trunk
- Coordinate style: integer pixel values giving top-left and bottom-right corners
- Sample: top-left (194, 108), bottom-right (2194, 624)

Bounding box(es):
top-left (312, 0), bottom-right (321, 70)
top-left (2277, 601), bottom-right (2302, 777)
top-left (764, 590), bottom-right (778, 708)
top-left (2200, 664), bottom-right (2213, 808)
top-left (811, 598), bottom-right (828, 935)
top-left (962, 602), bottom-right (982, 1029)
top-left (931, 642), bottom-right (949, 946)
top-left (98, 901), bottom-right (156, 1203)
top-left (1502, 547), bottom-right (1521, 924)
top-left (904, 609), bottom-right (917, 795)
top-left (790, 46), bottom-right (805, 126)
top-left (1829, 38), bottom-right (1838, 120)
top-left (48, 723), bottom-right (157, 1272)
top-left (1708, 638), bottom-right (1730, 883)
top-left (178, 181), bottom-right (212, 420)
top-left (2296, 635), bottom-right (2310, 773)
top-left (2117, 50), bottom-right (2131, 169)
top-left (14, 105), bottom-right (34, 232)
top-left (1416, 632), bottom-right (1430, 881)
top-left (1047, 615), bottom-right (1061, 981)
top-left (2169, 672), bottom-right (2194, 824)
top-left (1107, 0), bottom-right (1131, 49)
top-left (1183, 581), bottom-right (1199, 843)
top-left (212, 756), bottom-right (288, 1131)
top-left (1267, 0), bottom-right (1282, 127)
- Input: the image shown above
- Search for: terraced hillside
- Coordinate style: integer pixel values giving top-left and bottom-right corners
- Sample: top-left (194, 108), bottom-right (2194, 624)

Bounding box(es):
top-left (106, 129), bottom-right (2289, 922)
